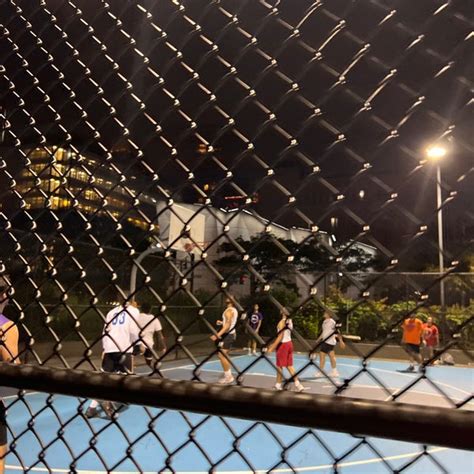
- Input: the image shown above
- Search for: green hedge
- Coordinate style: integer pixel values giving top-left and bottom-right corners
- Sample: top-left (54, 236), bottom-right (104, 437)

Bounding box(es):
top-left (241, 286), bottom-right (473, 345)
top-left (9, 286), bottom-right (473, 346)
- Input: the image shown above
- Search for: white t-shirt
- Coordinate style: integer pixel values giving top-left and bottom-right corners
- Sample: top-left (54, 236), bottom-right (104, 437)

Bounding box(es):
top-left (321, 318), bottom-right (337, 346)
top-left (137, 312), bottom-right (163, 349)
top-left (281, 318), bottom-right (293, 343)
top-left (223, 306), bottom-right (238, 336)
top-left (102, 304), bottom-right (141, 354)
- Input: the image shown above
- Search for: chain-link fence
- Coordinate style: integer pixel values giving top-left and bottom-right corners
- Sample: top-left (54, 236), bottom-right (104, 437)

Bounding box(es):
top-left (0, 0), bottom-right (473, 472)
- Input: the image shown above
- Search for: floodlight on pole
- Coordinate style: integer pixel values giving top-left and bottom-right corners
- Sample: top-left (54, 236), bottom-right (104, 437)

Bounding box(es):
top-left (426, 145), bottom-right (447, 161)
top-left (425, 144), bottom-right (447, 309)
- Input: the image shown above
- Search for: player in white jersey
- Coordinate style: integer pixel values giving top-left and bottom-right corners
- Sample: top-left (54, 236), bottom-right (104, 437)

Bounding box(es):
top-left (86, 295), bottom-right (140, 418)
top-left (315, 311), bottom-right (345, 378)
top-left (211, 297), bottom-right (238, 384)
top-left (134, 302), bottom-right (167, 370)
top-left (0, 279), bottom-right (19, 474)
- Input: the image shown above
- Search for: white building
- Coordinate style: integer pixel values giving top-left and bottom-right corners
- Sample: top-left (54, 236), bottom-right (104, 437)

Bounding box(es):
top-left (155, 201), bottom-right (376, 299)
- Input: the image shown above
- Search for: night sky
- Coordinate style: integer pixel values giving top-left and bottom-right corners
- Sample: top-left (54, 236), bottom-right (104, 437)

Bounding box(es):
top-left (0, 0), bottom-right (472, 259)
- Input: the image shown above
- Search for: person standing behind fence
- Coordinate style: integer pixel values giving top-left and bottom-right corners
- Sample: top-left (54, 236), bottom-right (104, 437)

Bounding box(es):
top-left (314, 311), bottom-right (344, 379)
top-left (135, 302), bottom-right (167, 370)
top-left (267, 308), bottom-right (306, 392)
top-left (422, 316), bottom-right (440, 364)
top-left (210, 297), bottom-right (238, 384)
top-left (0, 280), bottom-right (19, 474)
top-left (401, 314), bottom-right (424, 372)
top-left (247, 304), bottom-right (263, 356)
top-left (86, 294), bottom-right (140, 418)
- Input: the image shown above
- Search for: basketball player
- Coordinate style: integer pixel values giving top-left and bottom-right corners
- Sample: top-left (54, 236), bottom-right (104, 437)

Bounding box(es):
top-left (86, 294), bottom-right (140, 418)
top-left (267, 308), bottom-right (306, 392)
top-left (315, 311), bottom-right (345, 379)
top-left (247, 304), bottom-right (263, 355)
top-left (401, 313), bottom-right (424, 372)
top-left (134, 302), bottom-right (167, 370)
top-left (422, 316), bottom-right (440, 363)
top-left (210, 297), bottom-right (238, 384)
top-left (0, 280), bottom-right (19, 474)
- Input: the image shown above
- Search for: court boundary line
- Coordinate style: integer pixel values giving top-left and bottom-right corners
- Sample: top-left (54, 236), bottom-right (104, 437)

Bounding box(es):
top-left (4, 374), bottom-right (466, 405)
top-left (163, 355), bottom-right (471, 400)
top-left (2, 392), bottom-right (39, 401)
top-left (3, 357), bottom-right (468, 473)
top-left (292, 355), bottom-right (472, 398)
top-left (293, 351), bottom-right (473, 368)
top-left (159, 354), bottom-right (247, 373)
top-left (173, 367), bottom-right (466, 402)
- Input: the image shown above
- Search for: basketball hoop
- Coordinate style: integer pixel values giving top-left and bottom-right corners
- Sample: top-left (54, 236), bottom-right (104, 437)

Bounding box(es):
top-left (183, 241), bottom-right (209, 253)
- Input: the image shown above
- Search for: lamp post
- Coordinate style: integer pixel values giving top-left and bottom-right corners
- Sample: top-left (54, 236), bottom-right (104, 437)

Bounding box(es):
top-left (426, 145), bottom-right (447, 309)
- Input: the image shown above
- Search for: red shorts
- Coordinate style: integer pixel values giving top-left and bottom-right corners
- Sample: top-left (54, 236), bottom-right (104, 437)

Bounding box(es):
top-left (276, 341), bottom-right (293, 367)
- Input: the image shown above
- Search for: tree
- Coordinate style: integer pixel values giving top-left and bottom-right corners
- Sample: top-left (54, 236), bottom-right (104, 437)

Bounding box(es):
top-left (216, 234), bottom-right (377, 297)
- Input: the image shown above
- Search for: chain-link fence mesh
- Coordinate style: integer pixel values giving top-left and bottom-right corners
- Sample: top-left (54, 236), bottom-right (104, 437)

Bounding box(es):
top-left (0, 0), bottom-right (473, 472)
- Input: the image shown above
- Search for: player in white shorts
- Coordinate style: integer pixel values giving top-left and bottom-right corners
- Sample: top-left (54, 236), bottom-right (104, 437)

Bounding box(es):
top-left (211, 297), bottom-right (238, 384)
top-left (86, 295), bottom-right (140, 418)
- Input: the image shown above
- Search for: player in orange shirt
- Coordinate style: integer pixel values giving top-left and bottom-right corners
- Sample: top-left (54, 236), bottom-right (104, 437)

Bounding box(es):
top-left (0, 280), bottom-right (19, 474)
top-left (401, 314), bottom-right (424, 372)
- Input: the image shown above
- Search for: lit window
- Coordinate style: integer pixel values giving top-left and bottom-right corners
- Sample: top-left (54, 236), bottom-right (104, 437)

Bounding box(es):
top-left (85, 190), bottom-right (96, 201)
top-left (26, 196), bottom-right (45, 209)
top-left (51, 196), bottom-right (62, 209)
top-left (51, 164), bottom-right (65, 177)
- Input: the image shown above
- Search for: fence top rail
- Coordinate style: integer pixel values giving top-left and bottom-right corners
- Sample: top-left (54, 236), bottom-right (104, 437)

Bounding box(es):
top-left (0, 363), bottom-right (472, 451)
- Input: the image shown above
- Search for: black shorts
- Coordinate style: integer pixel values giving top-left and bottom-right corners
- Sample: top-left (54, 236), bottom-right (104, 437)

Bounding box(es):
top-left (220, 333), bottom-right (236, 350)
top-left (132, 345), bottom-right (154, 361)
top-left (143, 348), bottom-right (153, 360)
top-left (319, 342), bottom-right (336, 354)
top-left (405, 343), bottom-right (420, 354)
top-left (102, 352), bottom-right (133, 374)
top-left (132, 345), bottom-right (141, 356)
top-left (0, 401), bottom-right (7, 446)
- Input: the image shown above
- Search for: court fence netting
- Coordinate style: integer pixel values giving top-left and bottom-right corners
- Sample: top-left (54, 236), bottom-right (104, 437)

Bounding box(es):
top-left (0, 0), bottom-right (473, 473)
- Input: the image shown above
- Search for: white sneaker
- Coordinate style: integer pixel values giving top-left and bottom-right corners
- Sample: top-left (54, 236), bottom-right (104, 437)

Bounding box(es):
top-left (247, 348), bottom-right (252, 355)
top-left (330, 369), bottom-right (340, 378)
top-left (217, 375), bottom-right (235, 385)
top-left (252, 350), bottom-right (257, 356)
top-left (295, 383), bottom-right (307, 392)
top-left (273, 384), bottom-right (283, 391)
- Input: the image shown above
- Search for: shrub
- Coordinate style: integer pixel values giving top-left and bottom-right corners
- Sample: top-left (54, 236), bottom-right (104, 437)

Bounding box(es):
top-left (292, 300), bottom-right (323, 339)
top-left (444, 302), bottom-right (474, 346)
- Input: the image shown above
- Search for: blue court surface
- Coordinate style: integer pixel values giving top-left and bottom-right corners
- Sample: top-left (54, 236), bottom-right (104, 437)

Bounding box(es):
top-left (3, 355), bottom-right (473, 473)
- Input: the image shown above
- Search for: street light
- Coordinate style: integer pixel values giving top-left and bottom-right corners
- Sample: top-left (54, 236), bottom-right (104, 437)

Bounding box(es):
top-left (426, 145), bottom-right (447, 161)
top-left (426, 144), bottom-right (447, 308)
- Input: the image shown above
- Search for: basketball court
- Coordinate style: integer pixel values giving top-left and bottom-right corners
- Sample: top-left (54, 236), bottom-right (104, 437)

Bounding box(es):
top-left (3, 354), bottom-right (472, 473)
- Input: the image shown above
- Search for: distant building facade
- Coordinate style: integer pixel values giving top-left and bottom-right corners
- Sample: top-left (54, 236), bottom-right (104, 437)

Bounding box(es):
top-left (16, 145), bottom-right (156, 231)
